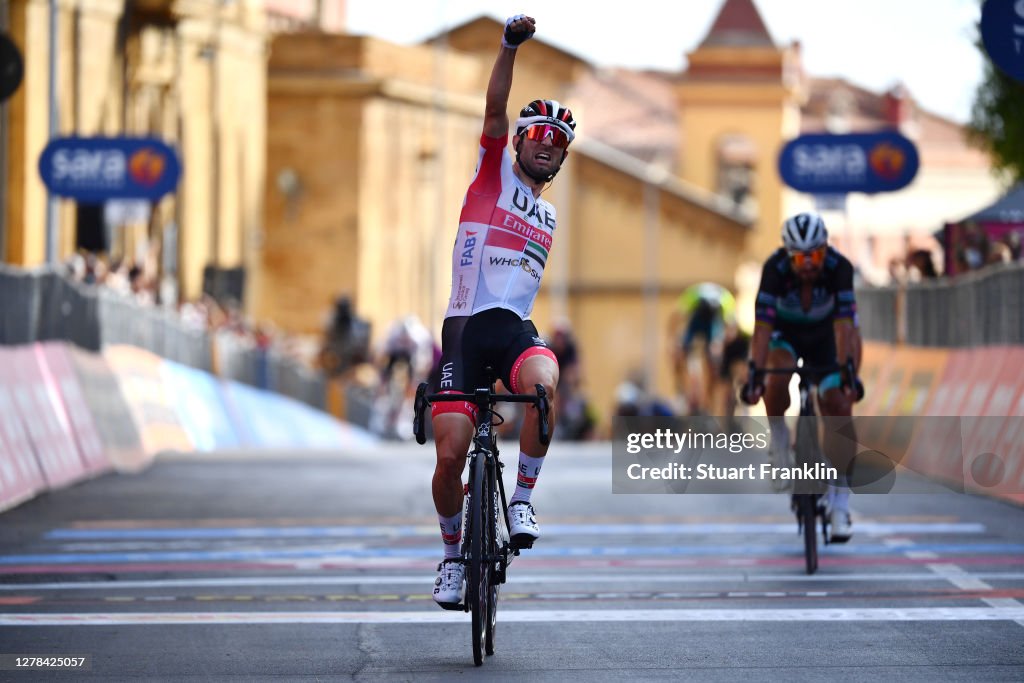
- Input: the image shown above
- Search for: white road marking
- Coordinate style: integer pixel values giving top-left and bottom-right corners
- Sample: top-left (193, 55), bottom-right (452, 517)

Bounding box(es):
top-left (3, 607), bottom-right (1024, 626)
top-left (45, 522), bottom-right (987, 542)
top-left (904, 551), bottom-right (940, 560)
top-left (2, 572), bottom-right (1023, 592)
top-left (927, 563), bottom-right (1024, 628)
top-left (927, 563), bottom-right (993, 591)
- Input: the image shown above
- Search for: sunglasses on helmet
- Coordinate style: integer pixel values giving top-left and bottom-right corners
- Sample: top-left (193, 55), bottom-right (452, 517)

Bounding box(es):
top-left (523, 123), bottom-right (570, 149)
top-left (789, 246), bottom-right (826, 268)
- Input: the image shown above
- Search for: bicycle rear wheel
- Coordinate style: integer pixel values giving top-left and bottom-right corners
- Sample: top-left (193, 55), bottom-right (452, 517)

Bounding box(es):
top-left (467, 451), bottom-right (488, 666)
top-left (798, 494), bottom-right (818, 574)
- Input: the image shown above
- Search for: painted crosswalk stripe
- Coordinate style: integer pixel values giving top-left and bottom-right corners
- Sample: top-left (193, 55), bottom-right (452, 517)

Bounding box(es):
top-left (3, 607), bottom-right (1024, 626)
top-left (928, 562), bottom-right (1024, 628)
top-left (3, 555), bottom-right (1023, 575)
top-left (43, 522), bottom-right (987, 540)
top-left (4, 543), bottom-right (1023, 565)
top-left (1, 571), bottom-right (1023, 592)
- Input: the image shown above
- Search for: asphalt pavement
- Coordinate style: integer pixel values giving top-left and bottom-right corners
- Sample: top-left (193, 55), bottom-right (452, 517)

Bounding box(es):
top-left (0, 442), bottom-right (1022, 681)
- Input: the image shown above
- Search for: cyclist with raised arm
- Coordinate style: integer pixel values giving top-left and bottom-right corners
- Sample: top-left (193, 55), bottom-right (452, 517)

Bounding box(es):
top-left (430, 14), bottom-right (575, 609)
top-left (741, 212), bottom-right (863, 542)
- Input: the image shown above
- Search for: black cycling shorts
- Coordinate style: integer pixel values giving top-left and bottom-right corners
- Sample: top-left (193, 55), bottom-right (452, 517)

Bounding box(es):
top-left (769, 324), bottom-right (838, 386)
top-left (435, 308), bottom-right (556, 398)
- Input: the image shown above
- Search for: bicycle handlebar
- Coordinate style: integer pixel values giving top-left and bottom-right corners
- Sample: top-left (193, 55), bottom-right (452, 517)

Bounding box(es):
top-left (413, 383), bottom-right (551, 447)
top-left (743, 357), bottom-right (858, 401)
top-left (749, 361), bottom-right (843, 377)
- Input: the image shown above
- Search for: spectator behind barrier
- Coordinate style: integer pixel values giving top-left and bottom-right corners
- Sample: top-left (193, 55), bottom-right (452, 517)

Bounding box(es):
top-left (906, 249), bottom-right (938, 281)
top-left (546, 320), bottom-right (595, 441)
top-left (318, 295), bottom-right (372, 377)
top-left (613, 371), bottom-right (675, 420)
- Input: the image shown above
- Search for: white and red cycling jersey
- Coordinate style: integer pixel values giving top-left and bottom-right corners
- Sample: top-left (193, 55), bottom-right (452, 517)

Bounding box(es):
top-left (444, 132), bottom-right (557, 320)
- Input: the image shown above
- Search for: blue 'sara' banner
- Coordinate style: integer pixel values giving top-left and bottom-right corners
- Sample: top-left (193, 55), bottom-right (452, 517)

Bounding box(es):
top-left (778, 131), bottom-right (920, 195)
top-left (38, 136), bottom-right (181, 202)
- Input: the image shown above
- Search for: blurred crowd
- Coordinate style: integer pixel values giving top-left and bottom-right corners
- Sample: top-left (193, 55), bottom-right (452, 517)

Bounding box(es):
top-left (884, 224), bottom-right (1024, 284)
top-left (887, 248), bottom-right (940, 284)
top-left (66, 250), bottom-right (156, 304)
top-left (950, 223), bottom-right (1024, 276)
top-left (62, 249), bottom-right (662, 439)
top-left (62, 248), bottom-right (741, 438)
top-left (64, 250), bottom-right (313, 363)
top-left (326, 304), bottom-right (599, 442)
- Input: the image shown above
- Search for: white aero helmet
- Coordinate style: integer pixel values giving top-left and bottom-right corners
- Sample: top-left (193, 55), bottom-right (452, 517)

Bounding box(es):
top-left (782, 212), bottom-right (828, 251)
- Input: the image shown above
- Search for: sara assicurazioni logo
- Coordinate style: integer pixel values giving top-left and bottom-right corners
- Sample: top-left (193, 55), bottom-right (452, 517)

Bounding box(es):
top-left (38, 136), bottom-right (181, 202)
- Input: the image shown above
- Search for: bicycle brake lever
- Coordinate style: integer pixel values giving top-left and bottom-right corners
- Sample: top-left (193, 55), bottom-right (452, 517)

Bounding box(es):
top-left (741, 360), bottom-right (761, 405)
top-left (413, 382), bottom-right (428, 445)
top-left (534, 383), bottom-right (551, 447)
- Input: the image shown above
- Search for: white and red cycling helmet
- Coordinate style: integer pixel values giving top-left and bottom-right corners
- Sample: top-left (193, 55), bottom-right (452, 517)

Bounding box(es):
top-left (515, 99), bottom-right (576, 145)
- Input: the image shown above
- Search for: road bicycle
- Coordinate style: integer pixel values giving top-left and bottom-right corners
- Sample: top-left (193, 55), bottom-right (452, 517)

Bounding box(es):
top-left (413, 372), bottom-right (550, 666)
top-left (744, 360), bottom-right (855, 574)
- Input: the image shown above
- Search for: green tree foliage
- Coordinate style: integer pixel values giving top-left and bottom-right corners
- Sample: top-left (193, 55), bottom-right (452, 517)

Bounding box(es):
top-left (968, 35), bottom-right (1024, 183)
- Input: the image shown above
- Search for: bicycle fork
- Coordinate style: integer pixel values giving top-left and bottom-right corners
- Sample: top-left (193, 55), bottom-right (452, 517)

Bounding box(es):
top-left (493, 460), bottom-right (518, 584)
top-left (793, 495), bottom-right (832, 545)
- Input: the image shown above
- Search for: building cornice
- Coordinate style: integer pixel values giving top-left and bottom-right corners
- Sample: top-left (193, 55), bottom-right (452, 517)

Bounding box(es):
top-left (576, 138), bottom-right (753, 230)
top-left (268, 73), bottom-right (483, 116)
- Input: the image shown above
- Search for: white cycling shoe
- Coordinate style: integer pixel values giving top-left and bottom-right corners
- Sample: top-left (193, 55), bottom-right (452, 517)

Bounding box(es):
top-left (432, 559), bottom-right (465, 610)
top-left (768, 447), bottom-right (796, 492)
top-left (508, 501), bottom-right (540, 549)
top-left (828, 507), bottom-right (853, 543)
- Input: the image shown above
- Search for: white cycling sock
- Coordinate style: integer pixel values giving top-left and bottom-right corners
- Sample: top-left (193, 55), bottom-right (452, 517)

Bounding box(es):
top-left (438, 512), bottom-right (462, 559)
top-left (828, 483), bottom-right (850, 512)
top-left (510, 452), bottom-right (544, 504)
top-left (768, 417), bottom-right (790, 461)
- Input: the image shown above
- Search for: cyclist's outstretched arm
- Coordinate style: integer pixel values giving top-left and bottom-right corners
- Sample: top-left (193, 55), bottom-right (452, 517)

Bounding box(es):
top-left (750, 323), bottom-right (771, 371)
top-left (741, 261), bottom-right (781, 405)
top-left (483, 15), bottom-right (535, 138)
top-left (852, 326), bottom-right (863, 369)
top-left (834, 318), bottom-right (856, 370)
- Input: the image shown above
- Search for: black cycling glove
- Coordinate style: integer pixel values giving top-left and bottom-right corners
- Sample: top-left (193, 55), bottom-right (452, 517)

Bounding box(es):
top-left (502, 14), bottom-right (535, 48)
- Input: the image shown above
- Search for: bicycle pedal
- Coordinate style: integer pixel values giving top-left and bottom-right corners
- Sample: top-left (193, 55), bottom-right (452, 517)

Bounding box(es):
top-left (509, 534), bottom-right (535, 550)
top-left (435, 600), bottom-right (465, 612)
top-left (827, 532), bottom-right (852, 545)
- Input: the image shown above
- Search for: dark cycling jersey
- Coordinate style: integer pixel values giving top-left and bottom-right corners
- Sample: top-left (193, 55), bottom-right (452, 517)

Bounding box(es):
top-left (755, 247), bottom-right (856, 333)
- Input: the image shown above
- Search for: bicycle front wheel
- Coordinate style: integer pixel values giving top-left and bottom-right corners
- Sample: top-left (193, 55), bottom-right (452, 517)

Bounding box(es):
top-left (467, 451), bottom-right (488, 666)
top-left (798, 494), bottom-right (818, 575)
top-left (485, 466), bottom-right (505, 656)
